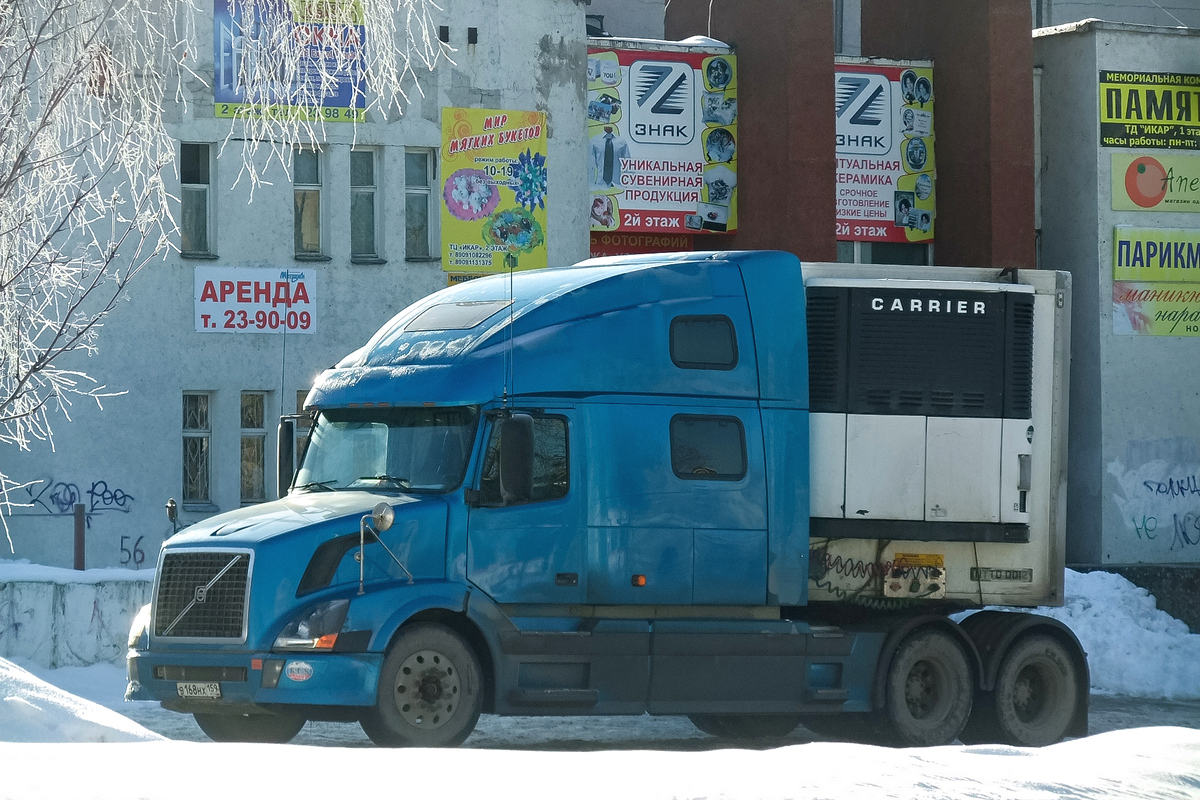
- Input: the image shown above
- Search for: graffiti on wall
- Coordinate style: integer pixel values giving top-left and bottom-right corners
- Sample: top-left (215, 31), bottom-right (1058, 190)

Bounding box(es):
top-left (24, 477), bottom-right (135, 520)
top-left (1109, 454), bottom-right (1200, 552)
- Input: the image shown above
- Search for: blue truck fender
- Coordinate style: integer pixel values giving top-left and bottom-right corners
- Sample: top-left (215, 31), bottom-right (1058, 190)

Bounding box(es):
top-left (346, 581), bottom-right (471, 652)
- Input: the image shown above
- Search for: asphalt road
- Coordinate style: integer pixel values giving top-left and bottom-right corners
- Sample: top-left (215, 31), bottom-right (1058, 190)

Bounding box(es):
top-left (118, 694), bottom-right (1200, 749)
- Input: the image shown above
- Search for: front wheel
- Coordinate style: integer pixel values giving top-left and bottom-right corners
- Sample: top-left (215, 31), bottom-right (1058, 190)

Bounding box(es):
top-left (193, 711), bottom-right (306, 743)
top-left (360, 623), bottom-right (483, 748)
top-left (881, 628), bottom-right (973, 747)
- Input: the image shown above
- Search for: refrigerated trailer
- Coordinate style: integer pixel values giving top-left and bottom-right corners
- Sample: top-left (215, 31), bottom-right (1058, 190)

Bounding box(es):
top-left (128, 250), bottom-right (1084, 747)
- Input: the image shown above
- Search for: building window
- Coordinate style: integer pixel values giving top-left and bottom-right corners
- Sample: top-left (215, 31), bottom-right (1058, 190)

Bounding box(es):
top-left (180, 143), bottom-right (212, 255)
top-left (670, 414), bottom-right (747, 480)
top-left (350, 149), bottom-right (378, 259)
top-left (240, 392), bottom-right (267, 504)
top-left (837, 241), bottom-right (933, 265)
top-left (183, 392), bottom-right (211, 505)
top-left (294, 148), bottom-right (322, 256)
top-left (405, 149), bottom-right (433, 259)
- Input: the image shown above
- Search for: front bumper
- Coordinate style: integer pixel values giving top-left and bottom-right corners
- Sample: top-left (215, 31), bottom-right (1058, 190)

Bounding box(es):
top-left (127, 648), bottom-right (383, 711)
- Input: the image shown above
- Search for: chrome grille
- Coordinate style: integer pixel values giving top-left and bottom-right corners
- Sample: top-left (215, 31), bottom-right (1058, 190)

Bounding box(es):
top-left (154, 551), bottom-right (250, 639)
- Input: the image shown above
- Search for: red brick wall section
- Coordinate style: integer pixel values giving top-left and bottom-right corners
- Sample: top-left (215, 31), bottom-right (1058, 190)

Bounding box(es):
top-left (861, 0), bottom-right (1036, 270)
top-left (665, 0), bottom-right (837, 262)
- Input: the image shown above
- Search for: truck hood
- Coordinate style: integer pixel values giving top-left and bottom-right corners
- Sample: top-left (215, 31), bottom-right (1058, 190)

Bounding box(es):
top-left (168, 492), bottom-right (429, 546)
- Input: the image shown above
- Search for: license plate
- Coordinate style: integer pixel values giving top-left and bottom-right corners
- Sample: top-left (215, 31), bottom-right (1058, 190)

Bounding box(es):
top-left (176, 681), bottom-right (221, 699)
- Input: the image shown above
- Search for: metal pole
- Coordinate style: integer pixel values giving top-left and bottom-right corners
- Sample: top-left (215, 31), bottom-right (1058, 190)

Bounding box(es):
top-left (73, 504), bottom-right (85, 570)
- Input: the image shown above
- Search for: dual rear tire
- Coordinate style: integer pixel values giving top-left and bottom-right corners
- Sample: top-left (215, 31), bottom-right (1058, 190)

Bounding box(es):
top-left (961, 634), bottom-right (1080, 747)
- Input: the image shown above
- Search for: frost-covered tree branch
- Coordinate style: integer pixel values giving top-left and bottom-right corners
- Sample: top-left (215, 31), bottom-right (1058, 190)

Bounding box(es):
top-left (0, 0), bottom-right (449, 549)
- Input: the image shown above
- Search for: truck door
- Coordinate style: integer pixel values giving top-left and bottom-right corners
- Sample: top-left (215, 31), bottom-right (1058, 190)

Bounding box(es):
top-left (466, 410), bottom-right (586, 604)
top-left (582, 403), bottom-right (769, 606)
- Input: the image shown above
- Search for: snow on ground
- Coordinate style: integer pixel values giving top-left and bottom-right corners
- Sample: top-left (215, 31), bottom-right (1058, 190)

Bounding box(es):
top-left (0, 658), bottom-right (160, 743)
top-left (0, 727), bottom-right (1198, 800)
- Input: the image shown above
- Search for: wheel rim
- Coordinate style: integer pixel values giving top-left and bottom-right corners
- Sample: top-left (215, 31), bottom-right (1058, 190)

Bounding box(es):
top-left (1012, 661), bottom-right (1053, 724)
top-left (391, 648), bottom-right (460, 729)
top-left (905, 658), bottom-right (950, 721)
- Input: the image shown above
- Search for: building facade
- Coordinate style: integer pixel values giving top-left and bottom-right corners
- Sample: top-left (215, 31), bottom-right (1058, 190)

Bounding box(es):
top-left (1035, 20), bottom-right (1200, 567)
top-left (3, 0), bottom-right (588, 569)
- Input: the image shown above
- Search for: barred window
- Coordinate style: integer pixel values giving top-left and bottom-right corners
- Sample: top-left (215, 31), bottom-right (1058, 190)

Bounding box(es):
top-left (240, 392), bottom-right (266, 504)
top-left (183, 393), bottom-right (211, 505)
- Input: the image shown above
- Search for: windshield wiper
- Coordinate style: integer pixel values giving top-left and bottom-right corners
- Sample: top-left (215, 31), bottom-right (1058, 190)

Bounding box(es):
top-left (357, 474), bottom-right (410, 488)
top-left (294, 479), bottom-right (338, 492)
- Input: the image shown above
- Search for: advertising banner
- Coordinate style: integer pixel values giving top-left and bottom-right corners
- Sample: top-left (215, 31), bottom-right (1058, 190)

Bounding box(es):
top-left (589, 232), bottom-right (694, 258)
top-left (1113, 227), bottom-right (1200, 335)
top-left (213, 0), bottom-right (366, 122)
top-left (195, 267), bottom-right (316, 333)
top-left (440, 108), bottom-right (548, 273)
top-left (1099, 71), bottom-right (1200, 150)
top-left (835, 63), bottom-right (935, 243)
top-left (1113, 153), bottom-right (1200, 211)
top-left (587, 47), bottom-right (737, 235)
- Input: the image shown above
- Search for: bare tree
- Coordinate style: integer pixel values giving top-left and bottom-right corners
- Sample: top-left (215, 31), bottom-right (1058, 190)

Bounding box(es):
top-left (0, 0), bottom-right (448, 548)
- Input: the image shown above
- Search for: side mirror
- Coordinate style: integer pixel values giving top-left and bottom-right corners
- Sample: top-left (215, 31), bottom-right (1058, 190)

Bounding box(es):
top-left (499, 414), bottom-right (535, 504)
top-left (372, 501), bottom-right (395, 532)
top-left (165, 498), bottom-right (177, 524)
top-left (277, 417), bottom-right (295, 498)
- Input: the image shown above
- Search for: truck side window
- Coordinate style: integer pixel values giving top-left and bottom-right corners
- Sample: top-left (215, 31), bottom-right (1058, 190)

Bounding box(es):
top-left (670, 315), bottom-right (737, 370)
top-left (670, 415), bottom-right (746, 480)
top-left (478, 415), bottom-right (569, 504)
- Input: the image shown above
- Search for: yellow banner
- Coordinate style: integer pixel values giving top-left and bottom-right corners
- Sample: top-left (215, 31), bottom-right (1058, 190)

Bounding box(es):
top-left (1099, 70), bottom-right (1200, 149)
top-left (440, 108), bottom-right (548, 273)
top-left (1112, 153), bottom-right (1200, 211)
top-left (1113, 227), bottom-right (1200, 281)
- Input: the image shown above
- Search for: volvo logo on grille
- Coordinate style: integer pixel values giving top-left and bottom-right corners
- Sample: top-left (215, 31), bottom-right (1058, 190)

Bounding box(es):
top-left (193, 586), bottom-right (208, 604)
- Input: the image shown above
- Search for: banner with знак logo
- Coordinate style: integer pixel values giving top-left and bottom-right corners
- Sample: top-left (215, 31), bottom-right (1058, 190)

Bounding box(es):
top-left (587, 45), bottom-right (738, 236)
top-left (835, 61), bottom-right (935, 244)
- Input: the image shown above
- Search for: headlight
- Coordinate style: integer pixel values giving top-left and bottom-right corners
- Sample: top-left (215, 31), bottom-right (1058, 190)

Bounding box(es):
top-left (127, 603), bottom-right (152, 649)
top-left (273, 599), bottom-right (350, 651)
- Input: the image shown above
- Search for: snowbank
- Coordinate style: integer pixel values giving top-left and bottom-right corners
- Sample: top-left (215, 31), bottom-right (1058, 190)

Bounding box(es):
top-left (0, 658), bottom-right (161, 742)
top-left (1033, 569), bottom-right (1200, 699)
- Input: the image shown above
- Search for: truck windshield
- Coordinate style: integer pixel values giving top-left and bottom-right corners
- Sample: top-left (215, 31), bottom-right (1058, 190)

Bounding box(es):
top-left (294, 406), bottom-right (479, 495)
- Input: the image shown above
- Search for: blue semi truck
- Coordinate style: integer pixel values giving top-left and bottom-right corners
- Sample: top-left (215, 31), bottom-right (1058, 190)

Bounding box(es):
top-left (127, 251), bottom-right (1085, 748)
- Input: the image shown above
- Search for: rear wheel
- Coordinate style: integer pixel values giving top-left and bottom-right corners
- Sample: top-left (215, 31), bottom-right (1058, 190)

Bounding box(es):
top-left (881, 628), bottom-right (973, 747)
top-left (991, 634), bottom-right (1079, 746)
top-left (688, 714), bottom-right (800, 738)
top-left (360, 623), bottom-right (482, 748)
top-left (193, 711), bottom-right (306, 743)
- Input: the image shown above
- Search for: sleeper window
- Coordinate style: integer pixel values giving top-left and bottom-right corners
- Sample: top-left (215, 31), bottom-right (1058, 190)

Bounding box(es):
top-left (670, 414), bottom-right (746, 480)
